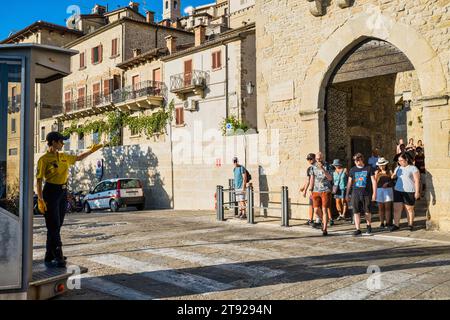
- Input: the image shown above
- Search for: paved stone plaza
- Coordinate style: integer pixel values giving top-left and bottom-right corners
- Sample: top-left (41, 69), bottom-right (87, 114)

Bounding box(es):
top-left (32, 209), bottom-right (450, 300)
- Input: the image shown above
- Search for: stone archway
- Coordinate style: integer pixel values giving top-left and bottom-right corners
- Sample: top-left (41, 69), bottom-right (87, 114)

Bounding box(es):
top-left (301, 10), bottom-right (449, 231)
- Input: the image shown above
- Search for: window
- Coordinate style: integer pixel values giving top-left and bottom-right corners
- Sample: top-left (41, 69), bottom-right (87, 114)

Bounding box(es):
top-left (80, 52), bottom-right (85, 69)
top-left (175, 107), bottom-right (184, 126)
top-left (64, 130), bottom-right (71, 151)
top-left (11, 118), bottom-right (16, 133)
top-left (78, 129), bottom-right (85, 150)
top-left (64, 91), bottom-right (72, 112)
top-left (40, 126), bottom-right (46, 141)
top-left (212, 51), bottom-right (222, 70)
top-left (8, 148), bottom-right (18, 156)
top-left (78, 87), bottom-right (85, 109)
top-left (165, 1), bottom-right (169, 9)
top-left (130, 118), bottom-right (139, 137)
top-left (91, 45), bottom-right (103, 64)
top-left (184, 60), bottom-right (192, 86)
top-left (174, 1), bottom-right (178, 9)
top-left (132, 75), bottom-right (140, 91)
top-left (92, 131), bottom-right (100, 144)
top-left (120, 179), bottom-right (142, 189)
top-left (104, 79), bottom-right (113, 96)
top-left (111, 39), bottom-right (119, 57)
top-left (93, 83), bottom-right (101, 105)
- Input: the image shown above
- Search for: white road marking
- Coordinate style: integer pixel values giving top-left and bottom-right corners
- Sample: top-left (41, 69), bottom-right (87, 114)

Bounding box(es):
top-left (143, 247), bottom-right (284, 278)
top-left (89, 254), bottom-right (233, 293)
top-left (80, 274), bottom-right (154, 300)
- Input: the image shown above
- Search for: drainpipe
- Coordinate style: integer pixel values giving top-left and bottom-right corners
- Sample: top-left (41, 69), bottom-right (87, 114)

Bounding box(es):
top-left (225, 43), bottom-right (229, 119)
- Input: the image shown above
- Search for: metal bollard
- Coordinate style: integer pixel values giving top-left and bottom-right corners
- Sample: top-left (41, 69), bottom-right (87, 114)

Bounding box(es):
top-left (281, 186), bottom-right (289, 227)
top-left (216, 185), bottom-right (224, 221)
top-left (229, 179), bottom-right (238, 216)
top-left (247, 185), bottom-right (255, 224)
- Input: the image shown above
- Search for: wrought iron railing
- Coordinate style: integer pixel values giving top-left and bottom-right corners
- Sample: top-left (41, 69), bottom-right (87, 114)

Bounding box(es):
top-left (170, 70), bottom-right (209, 92)
top-left (64, 81), bottom-right (166, 113)
top-left (112, 80), bottom-right (166, 104)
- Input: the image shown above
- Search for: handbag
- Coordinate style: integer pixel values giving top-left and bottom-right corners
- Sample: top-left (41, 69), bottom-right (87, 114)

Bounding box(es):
top-left (332, 171), bottom-right (344, 195)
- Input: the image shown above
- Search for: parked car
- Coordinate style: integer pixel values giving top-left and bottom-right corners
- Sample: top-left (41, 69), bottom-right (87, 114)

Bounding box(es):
top-left (83, 178), bottom-right (145, 213)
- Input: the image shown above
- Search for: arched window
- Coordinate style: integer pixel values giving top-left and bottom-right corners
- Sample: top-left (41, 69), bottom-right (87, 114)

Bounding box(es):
top-left (165, 1), bottom-right (169, 9)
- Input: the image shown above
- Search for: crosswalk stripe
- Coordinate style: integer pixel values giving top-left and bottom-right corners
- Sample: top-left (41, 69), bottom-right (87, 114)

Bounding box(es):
top-left (143, 247), bottom-right (284, 278)
top-left (89, 254), bottom-right (233, 293)
top-left (34, 227), bottom-right (226, 260)
top-left (80, 274), bottom-right (154, 300)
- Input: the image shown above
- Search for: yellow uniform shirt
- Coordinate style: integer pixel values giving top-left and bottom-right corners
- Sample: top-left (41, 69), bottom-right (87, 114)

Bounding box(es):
top-left (36, 151), bottom-right (77, 185)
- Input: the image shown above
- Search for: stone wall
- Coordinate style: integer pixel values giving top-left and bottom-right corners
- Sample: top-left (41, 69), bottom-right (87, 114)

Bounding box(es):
top-left (255, 0), bottom-right (450, 228)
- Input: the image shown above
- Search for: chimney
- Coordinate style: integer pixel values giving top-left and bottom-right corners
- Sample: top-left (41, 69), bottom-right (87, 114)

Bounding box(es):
top-left (194, 25), bottom-right (206, 47)
top-left (165, 35), bottom-right (177, 54)
top-left (128, 1), bottom-right (139, 12)
top-left (133, 48), bottom-right (141, 57)
top-left (92, 4), bottom-right (107, 15)
top-left (146, 10), bottom-right (155, 23)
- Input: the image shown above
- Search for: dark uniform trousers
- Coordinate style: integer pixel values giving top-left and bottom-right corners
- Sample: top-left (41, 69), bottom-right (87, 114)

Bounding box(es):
top-left (43, 183), bottom-right (67, 259)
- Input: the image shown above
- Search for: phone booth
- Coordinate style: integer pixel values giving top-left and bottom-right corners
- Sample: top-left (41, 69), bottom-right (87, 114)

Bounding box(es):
top-left (0, 44), bottom-right (84, 300)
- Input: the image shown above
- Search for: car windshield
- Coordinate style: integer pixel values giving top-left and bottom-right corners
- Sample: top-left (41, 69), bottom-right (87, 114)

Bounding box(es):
top-left (120, 179), bottom-right (141, 189)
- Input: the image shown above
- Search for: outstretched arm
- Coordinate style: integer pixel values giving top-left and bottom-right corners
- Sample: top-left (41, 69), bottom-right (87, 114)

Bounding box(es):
top-left (76, 144), bottom-right (103, 162)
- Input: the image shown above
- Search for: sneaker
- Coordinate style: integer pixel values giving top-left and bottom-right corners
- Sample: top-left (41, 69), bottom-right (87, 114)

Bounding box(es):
top-left (312, 222), bottom-right (321, 229)
top-left (305, 220), bottom-right (312, 226)
top-left (365, 225), bottom-right (372, 235)
top-left (353, 229), bottom-right (362, 237)
top-left (336, 216), bottom-right (342, 221)
top-left (322, 230), bottom-right (328, 236)
top-left (389, 225), bottom-right (400, 232)
top-left (329, 219), bottom-right (334, 227)
top-left (240, 215), bottom-right (247, 220)
top-left (408, 225), bottom-right (414, 231)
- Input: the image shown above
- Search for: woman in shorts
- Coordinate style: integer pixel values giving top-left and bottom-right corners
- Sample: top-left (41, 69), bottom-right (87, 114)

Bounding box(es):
top-left (374, 157), bottom-right (394, 229)
top-left (390, 153), bottom-right (420, 232)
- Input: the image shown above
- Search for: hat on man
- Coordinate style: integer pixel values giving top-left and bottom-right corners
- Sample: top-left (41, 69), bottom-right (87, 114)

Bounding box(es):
top-left (46, 131), bottom-right (68, 145)
top-left (376, 157), bottom-right (389, 166)
top-left (332, 159), bottom-right (343, 167)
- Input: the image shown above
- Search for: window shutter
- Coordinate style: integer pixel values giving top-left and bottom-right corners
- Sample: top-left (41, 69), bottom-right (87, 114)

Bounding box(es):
top-left (104, 79), bottom-right (111, 96)
top-left (91, 48), bottom-right (95, 64)
top-left (99, 45), bottom-right (103, 63)
top-left (212, 52), bottom-right (216, 69)
top-left (217, 51), bottom-right (222, 68)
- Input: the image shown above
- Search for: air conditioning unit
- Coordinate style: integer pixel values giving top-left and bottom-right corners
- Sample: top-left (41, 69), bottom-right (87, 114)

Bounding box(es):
top-left (184, 100), bottom-right (198, 111)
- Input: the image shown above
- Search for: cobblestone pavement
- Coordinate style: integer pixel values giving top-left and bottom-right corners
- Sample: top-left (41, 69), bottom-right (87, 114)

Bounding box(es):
top-left (32, 210), bottom-right (450, 300)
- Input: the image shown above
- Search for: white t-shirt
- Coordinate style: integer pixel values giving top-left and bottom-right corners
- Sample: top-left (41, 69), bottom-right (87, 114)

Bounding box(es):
top-left (394, 165), bottom-right (418, 193)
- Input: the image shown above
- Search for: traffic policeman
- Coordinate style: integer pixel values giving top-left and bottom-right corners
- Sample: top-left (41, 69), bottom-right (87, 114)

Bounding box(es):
top-left (36, 132), bottom-right (103, 268)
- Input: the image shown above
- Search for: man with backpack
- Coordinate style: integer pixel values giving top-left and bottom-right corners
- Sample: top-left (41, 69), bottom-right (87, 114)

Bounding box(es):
top-left (233, 157), bottom-right (250, 219)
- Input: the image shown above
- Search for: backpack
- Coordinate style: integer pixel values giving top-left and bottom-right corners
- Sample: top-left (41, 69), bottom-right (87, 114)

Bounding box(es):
top-left (245, 168), bottom-right (252, 182)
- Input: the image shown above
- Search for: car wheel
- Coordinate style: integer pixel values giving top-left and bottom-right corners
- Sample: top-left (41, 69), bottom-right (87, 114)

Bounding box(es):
top-left (84, 202), bottom-right (91, 214)
top-left (136, 204), bottom-right (144, 211)
top-left (110, 200), bottom-right (120, 212)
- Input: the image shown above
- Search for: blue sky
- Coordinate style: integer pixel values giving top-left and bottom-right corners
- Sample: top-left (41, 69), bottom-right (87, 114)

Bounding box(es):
top-left (0, 0), bottom-right (213, 40)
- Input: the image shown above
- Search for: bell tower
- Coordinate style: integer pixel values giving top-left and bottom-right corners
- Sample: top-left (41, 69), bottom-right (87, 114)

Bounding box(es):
top-left (163, 0), bottom-right (181, 21)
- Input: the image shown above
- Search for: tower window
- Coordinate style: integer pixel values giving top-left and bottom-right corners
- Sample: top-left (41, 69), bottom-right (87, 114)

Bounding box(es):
top-left (166, 1), bottom-right (169, 9)
top-left (174, 1), bottom-right (178, 9)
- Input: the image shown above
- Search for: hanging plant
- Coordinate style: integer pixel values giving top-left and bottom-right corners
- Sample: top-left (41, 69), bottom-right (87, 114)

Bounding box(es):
top-left (220, 115), bottom-right (249, 136)
top-left (59, 100), bottom-right (175, 146)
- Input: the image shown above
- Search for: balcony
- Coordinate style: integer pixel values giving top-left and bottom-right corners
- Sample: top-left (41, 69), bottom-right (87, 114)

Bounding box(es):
top-left (59, 93), bottom-right (115, 120)
top-left (113, 80), bottom-right (166, 111)
top-left (170, 70), bottom-right (209, 100)
top-left (7, 95), bottom-right (21, 113)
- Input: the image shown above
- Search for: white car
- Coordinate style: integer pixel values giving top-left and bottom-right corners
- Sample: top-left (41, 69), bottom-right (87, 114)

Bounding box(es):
top-left (83, 178), bottom-right (145, 213)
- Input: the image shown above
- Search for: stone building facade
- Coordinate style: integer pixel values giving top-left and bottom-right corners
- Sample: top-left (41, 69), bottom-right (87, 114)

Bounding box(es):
top-left (254, 0), bottom-right (450, 230)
